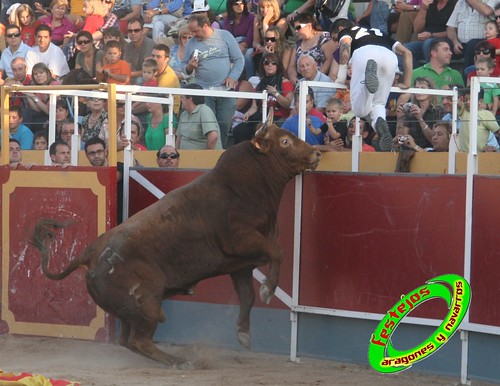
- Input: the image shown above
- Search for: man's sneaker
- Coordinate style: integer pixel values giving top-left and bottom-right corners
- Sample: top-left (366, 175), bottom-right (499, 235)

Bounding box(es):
top-left (363, 59), bottom-right (379, 94)
top-left (375, 117), bottom-right (393, 152)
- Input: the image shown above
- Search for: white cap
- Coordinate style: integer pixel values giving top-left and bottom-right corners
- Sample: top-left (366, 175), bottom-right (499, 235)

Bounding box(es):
top-left (192, 0), bottom-right (210, 13)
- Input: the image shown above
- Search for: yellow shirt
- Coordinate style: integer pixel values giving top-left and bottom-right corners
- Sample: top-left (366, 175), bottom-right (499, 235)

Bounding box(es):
top-left (157, 65), bottom-right (180, 115)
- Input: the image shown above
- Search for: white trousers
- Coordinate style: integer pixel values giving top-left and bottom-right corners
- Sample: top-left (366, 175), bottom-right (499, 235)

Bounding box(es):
top-left (349, 45), bottom-right (398, 131)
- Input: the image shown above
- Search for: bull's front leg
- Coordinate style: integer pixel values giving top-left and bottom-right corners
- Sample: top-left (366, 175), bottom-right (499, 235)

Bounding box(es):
top-left (230, 268), bottom-right (255, 349)
top-left (259, 242), bottom-right (283, 305)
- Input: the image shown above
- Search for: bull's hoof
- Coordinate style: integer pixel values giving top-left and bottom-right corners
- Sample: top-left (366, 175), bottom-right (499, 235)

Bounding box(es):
top-left (237, 331), bottom-right (251, 349)
top-left (175, 360), bottom-right (195, 370)
top-left (259, 283), bottom-right (273, 304)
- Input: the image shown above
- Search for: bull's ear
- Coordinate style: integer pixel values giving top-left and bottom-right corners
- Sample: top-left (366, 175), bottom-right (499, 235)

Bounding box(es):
top-left (252, 123), bottom-right (271, 152)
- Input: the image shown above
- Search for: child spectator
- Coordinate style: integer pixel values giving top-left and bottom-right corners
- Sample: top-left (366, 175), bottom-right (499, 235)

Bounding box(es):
top-left (307, 97), bottom-right (348, 144)
top-left (98, 41), bottom-right (131, 84)
top-left (141, 59), bottom-right (159, 87)
top-left (1, 106), bottom-right (34, 150)
top-left (472, 57), bottom-right (500, 117)
top-left (485, 20), bottom-right (500, 71)
top-left (10, 4), bottom-right (40, 47)
top-left (33, 130), bottom-right (49, 150)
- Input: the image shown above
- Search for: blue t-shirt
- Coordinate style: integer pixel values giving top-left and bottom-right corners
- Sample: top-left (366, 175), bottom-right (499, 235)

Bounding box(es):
top-left (1, 124), bottom-right (34, 150)
top-left (281, 115), bottom-right (324, 145)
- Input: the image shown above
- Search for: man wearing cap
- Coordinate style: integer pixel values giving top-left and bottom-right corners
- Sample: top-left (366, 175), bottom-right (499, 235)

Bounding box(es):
top-left (182, 13), bottom-right (244, 148)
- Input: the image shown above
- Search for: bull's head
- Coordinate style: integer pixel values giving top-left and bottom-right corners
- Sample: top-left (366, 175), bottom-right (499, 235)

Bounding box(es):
top-left (251, 110), bottom-right (321, 172)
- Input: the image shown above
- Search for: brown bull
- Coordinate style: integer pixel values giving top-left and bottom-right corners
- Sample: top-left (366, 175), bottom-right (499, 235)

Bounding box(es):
top-left (31, 122), bottom-right (321, 367)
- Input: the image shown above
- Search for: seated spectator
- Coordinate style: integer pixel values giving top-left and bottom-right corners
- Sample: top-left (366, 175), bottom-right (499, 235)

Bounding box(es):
top-left (260, 25), bottom-right (292, 74)
top-left (485, 20), bottom-right (500, 71)
top-left (470, 57), bottom-right (500, 117)
top-left (411, 38), bottom-right (464, 89)
top-left (223, 0), bottom-right (255, 77)
top-left (0, 24), bottom-right (36, 84)
top-left (281, 87), bottom-right (324, 146)
top-left (156, 145), bottom-right (180, 167)
top-left (168, 24), bottom-right (193, 84)
top-left (42, 99), bottom-right (71, 139)
top-left (0, 106), bottom-right (34, 150)
top-left (123, 17), bottom-right (156, 85)
top-left (98, 100), bottom-right (142, 146)
top-left (176, 83), bottom-right (223, 150)
top-left (119, 120), bottom-right (147, 150)
top-left (294, 54), bottom-right (334, 114)
top-left (23, 62), bottom-right (60, 132)
top-left (102, 26), bottom-right (126, 51)
top-left (9, 138), bottom-right (35, 169)
top-left (27, 24), bottom-right (70, 78)
top-left (404, 0), bottom-right (455, 69)
top-left (93, 1), bottom-right (120, 49)
top-left (152, 44), bottom-right (180, 113)
top-left (81, 96), bottom-right (108, 142)
top-left (465, 41), bottom-right (499, 80)
top-left (233, 53), bottom-right (294, 144)
top-left (33, 130), bottom-right (49, 150)
top-left (97, 40), bottom-right (131, 84)
top-left (74, 30), bottom-right (105, 80)
top-left (49, 139), bottom-right (71, 166)
top-left (39, 0), bottom-right (80, 48)
top-left (10, 3), bottom-right (40, 47)
top-left (396, 121), bottom-right (452, 152)
top-left (393, 0), bottom-right (423, 44)
top-left (287, 13), bottom-right (335, 86)
top-left (446, 0), bottom-right (495, 71)
top-left (112, 0), bottom-right (142, 35)
top-left (59, 120), bottom-right (78, 148)
top-left (308, 97), bottom-right (348, 144)
top-left (396, 76), bottom-right (443, 148)
top-left (141, 59), bottom-right (159, 87)
top-left (191, 0), bottom-right (221, 30)
top-left (320, 117), bottom-right (376, 152)
top-left (144, 100), bottom-right (177, 150)
top-left (143, 0), bottom-right (184, 43)
top-left (253, 0), bottom-right (289, 63)
top-left (457, 88), bottom-right (499, 152)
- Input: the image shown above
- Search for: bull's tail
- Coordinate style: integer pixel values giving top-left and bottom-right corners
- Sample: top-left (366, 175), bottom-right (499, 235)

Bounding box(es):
top-left (31, 218), bottom-right (90, 281)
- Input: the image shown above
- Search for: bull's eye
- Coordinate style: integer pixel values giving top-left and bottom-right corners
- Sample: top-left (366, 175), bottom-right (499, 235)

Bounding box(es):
top-left (281, 138), bottom-right (290, 146)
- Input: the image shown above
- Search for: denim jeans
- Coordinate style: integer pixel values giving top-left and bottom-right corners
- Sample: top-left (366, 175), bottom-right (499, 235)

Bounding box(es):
top-left (370, 0), bottom-right (390, 35)
top-left (205, 95), bottom-right (236, 148)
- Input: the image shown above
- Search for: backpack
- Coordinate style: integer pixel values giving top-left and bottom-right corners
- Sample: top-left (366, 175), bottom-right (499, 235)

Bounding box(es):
top-left (315, 0), bottom-right (347, 19)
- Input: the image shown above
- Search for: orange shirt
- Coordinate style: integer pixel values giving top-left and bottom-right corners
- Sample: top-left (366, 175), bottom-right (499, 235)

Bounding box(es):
top-left (102, 60), bottom-right (131, 85)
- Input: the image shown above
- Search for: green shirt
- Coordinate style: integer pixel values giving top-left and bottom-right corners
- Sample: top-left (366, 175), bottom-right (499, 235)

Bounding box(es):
top-left (145, 113), bottom-right (178, 151)
top-left (412, 63), bottom-right (465, 89)
top-left (177, 104), bottom-right (223, 150)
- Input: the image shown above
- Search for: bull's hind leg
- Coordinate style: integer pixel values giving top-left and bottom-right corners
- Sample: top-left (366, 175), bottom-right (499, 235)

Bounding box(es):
top-left (230, 268), bottom-right (255, 349)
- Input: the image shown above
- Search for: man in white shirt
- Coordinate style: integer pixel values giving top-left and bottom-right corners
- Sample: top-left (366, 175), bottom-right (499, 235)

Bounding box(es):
top-left (26, 24), bottom-right (70, 79)
top-left (0, 24), bottom-right (37, 84)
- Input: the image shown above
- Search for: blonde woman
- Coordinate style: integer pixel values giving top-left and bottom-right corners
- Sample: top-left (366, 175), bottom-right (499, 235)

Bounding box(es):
top-left (262, 26), bottom-right (292, 71)
top-left (252, 0), bottom-right (288, 56)
top-left (9, 4), bottom-right (40, 46)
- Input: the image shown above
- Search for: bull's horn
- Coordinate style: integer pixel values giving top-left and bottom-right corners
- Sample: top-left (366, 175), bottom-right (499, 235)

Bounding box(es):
top-left (255, 109), bottom-right (274, 137)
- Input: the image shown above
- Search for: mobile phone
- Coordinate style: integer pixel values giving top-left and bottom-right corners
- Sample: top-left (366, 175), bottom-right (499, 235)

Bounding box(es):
top-left (193, 49), bottom-right (199, 60)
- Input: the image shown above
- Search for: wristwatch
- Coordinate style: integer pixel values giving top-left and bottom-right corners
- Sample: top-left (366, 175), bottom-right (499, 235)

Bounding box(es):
top-left (33, 96), bottom-right (39, 103)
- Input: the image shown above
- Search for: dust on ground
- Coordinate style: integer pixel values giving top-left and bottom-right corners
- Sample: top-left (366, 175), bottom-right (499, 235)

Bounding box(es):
top-left (0, 335), bottom-right (496, 386)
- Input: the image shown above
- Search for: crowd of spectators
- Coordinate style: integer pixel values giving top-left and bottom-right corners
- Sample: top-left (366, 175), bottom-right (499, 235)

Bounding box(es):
top-left (2, 0), bottom-right (500, 160)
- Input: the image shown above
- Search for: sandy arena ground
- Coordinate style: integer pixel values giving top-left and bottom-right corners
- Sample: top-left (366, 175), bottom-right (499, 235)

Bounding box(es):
top-left (0, 335), bottom-right (497, 386)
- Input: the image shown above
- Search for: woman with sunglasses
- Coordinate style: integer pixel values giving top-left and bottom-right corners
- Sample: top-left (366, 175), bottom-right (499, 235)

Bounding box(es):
top-left (262, 26), bottom-right (292, 71)
top-left (287, 12), bottom-right (335, 86)
top-left (74, 30), bottom-right (105, 79)
top-left (465, 41), bottom-right (500, 81)
top-left (223, 0), bottom-right (256, 76)
top-left (233, 53), bottom-right (294, 143)
top-left (252, 0), bottom-right (289, 63)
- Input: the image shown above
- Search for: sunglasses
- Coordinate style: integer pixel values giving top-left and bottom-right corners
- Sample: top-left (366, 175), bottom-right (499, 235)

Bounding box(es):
top-left (77, 39), bottom-right (92, 45)
top-left (128, 28), bottom-right (142, 34)
top-left (116, 103), bottom-right (125, 107)
top-left (496, 14), bottom-right (500, 19)
top-left (294, 23), bottom-right (308, 31)
top-left (6, 32), bottom-right (21, 38)
top-left (263, 60), bottom-right (277, 66)
top-left (159, 152), bottom-right (179, 159)
top-left (265, 36), bottom-right (276, 42)
top-left (475, 49), bottom-right (491, 55)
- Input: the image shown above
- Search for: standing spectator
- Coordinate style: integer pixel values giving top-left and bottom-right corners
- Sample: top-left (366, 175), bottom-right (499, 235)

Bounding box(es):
top-left (81, 96), bottom-right (108, 142)
top-left (123, 17), bottom-right (156, 85)
top-left (335, 20), bottom-right (413, 151)
top-left (27, 24), bottom-right (70, 78)
top-left (176, 83), bottom-right (223, 150)
top-left (287, 13), bottom-right (336, 86)
top-left (412, 38), bottom-right (464, 88)
top-left (39, 0), bottom-right (80, 48)
top-left (182, 13), bottom-right (244, 148)
top-left (223, 0), bottom-right (255, 77)
top-left (0, 106), bottom-right (34, 150)
top-left (156, 145), bottom-right (180, 167)
top-left (143, 0), bottom-right (184, 43)
top-left (97, 40), bottom-right (131, 84)
top-left (404, 0), bottom-right (456, 68)
top-left (144, 100), bottom-right (178, 151)
top-left (169, 24), bottom-right (193, 84)
top-left (446, 0), bottom-right (496, 70)
top-left (74, 30), bottom-right (105, 80)
top-left (10, 3), bottom-right (40, 47)
top-left (0, 24), bottom-right (36, 83)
